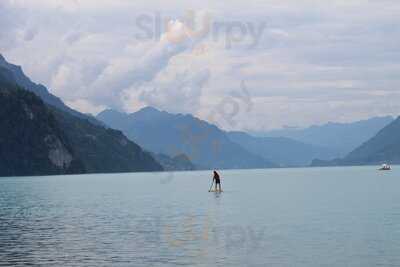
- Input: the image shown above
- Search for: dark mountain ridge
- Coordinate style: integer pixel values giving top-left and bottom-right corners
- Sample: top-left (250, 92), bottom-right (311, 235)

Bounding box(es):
top-left (0, 55), bottom-right (163, 176)
top-left (0, 85), bottom-right (85, 176)
top-left (0, 54), bottom-right (101, 125)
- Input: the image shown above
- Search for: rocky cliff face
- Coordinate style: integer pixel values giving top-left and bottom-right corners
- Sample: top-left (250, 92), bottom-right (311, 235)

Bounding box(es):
top-left (44, 135), bottom-right (74, 169)
top-left (0, 85), bottom-right (85, 176)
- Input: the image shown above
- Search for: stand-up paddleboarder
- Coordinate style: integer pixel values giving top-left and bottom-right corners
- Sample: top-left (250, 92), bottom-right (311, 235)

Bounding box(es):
top-left (212, 170), bottom-right (222, 192)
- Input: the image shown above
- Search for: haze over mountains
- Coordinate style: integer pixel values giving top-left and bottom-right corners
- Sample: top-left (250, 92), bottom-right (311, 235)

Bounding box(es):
top-left (226, 131), bottom-right (338, 167)
top-left (97, 107), bottom-right (397, 168)
top-left (262, 117), bottom-right (394, 157)
top-left (313, 116), bottom-right (400, 166)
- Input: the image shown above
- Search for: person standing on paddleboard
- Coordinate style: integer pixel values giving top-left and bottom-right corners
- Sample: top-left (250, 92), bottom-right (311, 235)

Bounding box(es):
top-left (213, 170), bottom-right (222, 192)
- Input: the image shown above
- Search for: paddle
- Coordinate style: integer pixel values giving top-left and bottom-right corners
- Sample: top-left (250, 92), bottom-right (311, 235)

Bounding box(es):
top-left (208, 179), bottom-right (214, 192)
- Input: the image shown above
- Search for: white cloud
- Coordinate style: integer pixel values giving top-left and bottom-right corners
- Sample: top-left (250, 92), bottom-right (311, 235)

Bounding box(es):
top-left (136, 68), bottom-right (210, 114)
top-left (1, 0), bottom-right (400, 131)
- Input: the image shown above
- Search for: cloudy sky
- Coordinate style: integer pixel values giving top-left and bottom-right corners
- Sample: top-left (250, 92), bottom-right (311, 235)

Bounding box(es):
top-left (1, 0), bottom-right (400, 131)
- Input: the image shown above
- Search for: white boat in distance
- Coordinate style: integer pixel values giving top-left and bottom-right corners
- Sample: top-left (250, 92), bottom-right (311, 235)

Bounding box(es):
top-left (379, 164), bottom-right (392, 171)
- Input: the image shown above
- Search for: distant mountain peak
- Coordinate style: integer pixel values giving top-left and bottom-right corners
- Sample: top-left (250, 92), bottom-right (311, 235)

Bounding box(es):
top-left (136, 107), bottom-right (197, 119)
top-left (130, 106), bottom-right (171, 121)
top-left (98, 107), bottom-right (162, 118)
top-left (139, 106), bottom-right (160, 113)
top-left (0, 54), bottom-right (5, 62)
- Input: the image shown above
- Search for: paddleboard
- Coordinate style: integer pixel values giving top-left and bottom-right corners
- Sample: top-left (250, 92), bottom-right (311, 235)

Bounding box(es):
top-left (209, 190), bottom-right (223, 193)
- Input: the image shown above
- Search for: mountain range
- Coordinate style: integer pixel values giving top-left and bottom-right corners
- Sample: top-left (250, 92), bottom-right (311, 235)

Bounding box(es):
top-left (312, 116), bottom-right (400, 166)
top-left (97, 108), bottom-right (348, 168)
top-left (261, 117), bottom-right (394, 156)
top-left (97, 108), bottom-right (276, 169)
top-left (226, 131), bottom-right (338, 167)
top-left (97, 107), bottom-right (400, 168)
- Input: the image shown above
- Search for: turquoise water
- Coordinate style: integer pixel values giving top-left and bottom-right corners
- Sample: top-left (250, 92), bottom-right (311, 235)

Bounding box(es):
top-left (1, 166), bottom-right (400, 266)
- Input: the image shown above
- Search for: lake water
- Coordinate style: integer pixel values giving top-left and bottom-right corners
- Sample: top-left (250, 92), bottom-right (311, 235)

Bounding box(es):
top-left (1, 166), bottom-right (400, 266)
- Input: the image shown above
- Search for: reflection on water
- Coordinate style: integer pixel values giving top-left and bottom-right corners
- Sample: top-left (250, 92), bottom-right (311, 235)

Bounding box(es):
top-left (1, 167), bottom-right (400, 266)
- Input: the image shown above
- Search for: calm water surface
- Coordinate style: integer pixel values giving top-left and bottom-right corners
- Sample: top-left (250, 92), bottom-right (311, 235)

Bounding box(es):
top-left (1, 166), bottom-right (400, 266)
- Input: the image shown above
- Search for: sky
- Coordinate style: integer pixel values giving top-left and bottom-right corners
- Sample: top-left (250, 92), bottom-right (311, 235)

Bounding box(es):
top-left (1, 0), bottom-right (400, 131)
